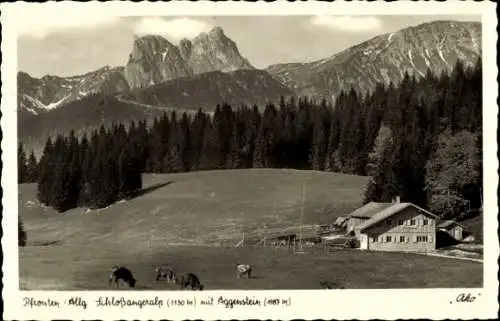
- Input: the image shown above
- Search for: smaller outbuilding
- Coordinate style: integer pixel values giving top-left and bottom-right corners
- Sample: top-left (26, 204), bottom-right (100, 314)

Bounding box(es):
top-left (437, 220), bottom-right (466, 241)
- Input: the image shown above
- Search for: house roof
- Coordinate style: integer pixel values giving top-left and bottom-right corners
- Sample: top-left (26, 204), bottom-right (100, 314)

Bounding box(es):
top-left (356, 203), bottom-right (439, 232)
top-left (348, 202), bottom-right (394, 219)
top-left (438, 220), bottom-right (466, 229)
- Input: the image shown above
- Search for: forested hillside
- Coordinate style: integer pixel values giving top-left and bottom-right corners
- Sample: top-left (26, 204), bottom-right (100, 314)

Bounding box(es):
top-left (19, 59), bottom-right (482, 220)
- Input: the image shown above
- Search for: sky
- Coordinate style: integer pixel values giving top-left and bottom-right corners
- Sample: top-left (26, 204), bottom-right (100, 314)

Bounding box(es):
top-left (17, 15), bottom-right (481, 78)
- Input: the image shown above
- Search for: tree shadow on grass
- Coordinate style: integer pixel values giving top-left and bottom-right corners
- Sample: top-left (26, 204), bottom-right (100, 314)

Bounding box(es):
top-left (29, 240), bottom-right (63, 247)
top-left (127, 181), bottom-right (175, 200)
top-left (436, 230), bottom-right (461, 249)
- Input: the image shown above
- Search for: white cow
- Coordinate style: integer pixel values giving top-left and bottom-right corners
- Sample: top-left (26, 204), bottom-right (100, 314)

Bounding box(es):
top-left (236, 263), bottom-right (252, 279)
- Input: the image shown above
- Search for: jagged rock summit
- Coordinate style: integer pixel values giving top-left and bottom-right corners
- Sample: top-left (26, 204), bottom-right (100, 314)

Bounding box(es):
top-left (124, 26), bottom-right (255, 89)
top-left (18, 26), bottom-right (255, 117)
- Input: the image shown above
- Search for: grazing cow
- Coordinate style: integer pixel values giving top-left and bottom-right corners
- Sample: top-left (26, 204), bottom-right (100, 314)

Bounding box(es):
top-left (236, 263), bottom-right (252, 279)
top-left (154, 266), bottom-right (177, 284)
top-left (109, 265), bottom-right (137, 288)
top-left (179, 273), bottom-right (204, 290)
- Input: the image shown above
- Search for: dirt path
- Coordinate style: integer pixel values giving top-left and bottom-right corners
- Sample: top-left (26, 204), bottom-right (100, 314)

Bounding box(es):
top-left (421, 252), bottom-right (483, 263)
top-left (115, 96), bottom-right (203, 115)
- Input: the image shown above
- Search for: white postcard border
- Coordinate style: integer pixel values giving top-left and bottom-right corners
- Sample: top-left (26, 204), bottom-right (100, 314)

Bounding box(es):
top-left (1, 1), bottom-right (498, 320)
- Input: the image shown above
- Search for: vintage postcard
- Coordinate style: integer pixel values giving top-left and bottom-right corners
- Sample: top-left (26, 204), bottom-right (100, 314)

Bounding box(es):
top-left (1, 1), bottom-right (498, 320)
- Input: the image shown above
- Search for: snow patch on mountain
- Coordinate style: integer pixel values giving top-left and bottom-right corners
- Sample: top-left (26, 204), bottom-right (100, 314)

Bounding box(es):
top-left (437, 47), bottom-right (451, 69)
top-left (45, 95), bottom-right (70, 110)
top-left (23, 94), bottom-right (47, 110)
top-left (24, 107), bottom-right (39, 115)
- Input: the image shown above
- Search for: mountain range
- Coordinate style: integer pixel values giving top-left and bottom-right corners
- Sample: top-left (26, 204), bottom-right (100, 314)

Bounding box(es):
top-left (17, 20), bottom-right (482, 155)
top-left (265, 20), bottom-right (481, 100)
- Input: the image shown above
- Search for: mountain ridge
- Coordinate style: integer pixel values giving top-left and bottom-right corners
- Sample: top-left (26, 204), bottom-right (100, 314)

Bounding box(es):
top-left (18, 26), bottom-right (255, 118)
top-left (18, 20), bottom-right (482, 117)
top-left (265, 20), bottom-right (481, 100)
top-left (18, 20), bottom-right (482, 153)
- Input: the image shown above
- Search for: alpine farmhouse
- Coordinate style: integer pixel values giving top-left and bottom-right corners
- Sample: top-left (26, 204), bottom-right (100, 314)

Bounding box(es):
top-left (346, 198), bottom-right (439, 252)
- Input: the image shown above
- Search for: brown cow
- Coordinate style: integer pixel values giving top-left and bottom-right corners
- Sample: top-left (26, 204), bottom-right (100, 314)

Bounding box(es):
top-left (154, 266), bottom-right (177, 284)
top-left (179, 273), bottom-right (204, 290)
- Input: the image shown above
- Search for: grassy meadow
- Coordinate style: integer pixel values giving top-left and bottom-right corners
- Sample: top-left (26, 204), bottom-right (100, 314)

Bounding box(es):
top-left (18, 169), bottom-right (483, 290)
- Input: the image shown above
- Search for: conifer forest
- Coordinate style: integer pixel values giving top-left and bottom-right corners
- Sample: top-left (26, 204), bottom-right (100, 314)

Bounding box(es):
top-left (18, 59), bottom-right (482, 220)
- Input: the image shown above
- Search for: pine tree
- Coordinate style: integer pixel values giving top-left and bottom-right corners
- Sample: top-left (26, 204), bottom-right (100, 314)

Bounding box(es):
top-left (189, 109), bottom-right (207, 171)
top-left (213, 104), bottom-right (234, 168)
top-left (166, 112), bottom-right (183, 173)
top-left (26, 149), bottom-right (39, 183)
top-left (37, 137), bottom-right (54, 205)
top-left (227, 120), bottom-right (243, 169)
top-left (18, 216), bottom-right (27, 247)
top-left (18, 142), bottom-right (28, 183)
top-left (179, 113), bottom-right (192, 172)
top-left (147, 117), bottom-right (166, 173)
top-left (309, 110), bottom-right (329, 171)
top-left (199, 119), bottom-right (217, 171)
top-left (50, 135), bottom-right (73, 212)
top-left (118, 142), bottom-right (141, 199)
top-left (364, 138), bottom-right (398, 203)
top-left (78, 134), bottom-right (92, 206)
top-left (366, 125), bottom-right (393, 176)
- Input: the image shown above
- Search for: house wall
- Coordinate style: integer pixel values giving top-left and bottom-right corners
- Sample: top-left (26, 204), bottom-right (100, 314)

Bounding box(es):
top-left (347, 217), bottom-right (368, 234)
top-left (359, 207), bottom-right (437, 252)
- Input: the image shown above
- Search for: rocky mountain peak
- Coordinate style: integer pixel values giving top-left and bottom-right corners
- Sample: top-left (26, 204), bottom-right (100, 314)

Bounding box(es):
top-left (123, 26), bottom-right (254, 89)
top-left (178, 38), bottom-right (193, 61)
top-left (128, 35), bottom-right (177, 61)
top-left (124, 34), bottom-right (192, 88)
top-left (208, 26), bottom-right (225, 39)
top-left (188, 26), bottom-right (254, 74)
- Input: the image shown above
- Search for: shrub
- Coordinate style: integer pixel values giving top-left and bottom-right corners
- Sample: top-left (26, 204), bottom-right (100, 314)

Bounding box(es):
top-left (18, 217), bottom-right (27, 247)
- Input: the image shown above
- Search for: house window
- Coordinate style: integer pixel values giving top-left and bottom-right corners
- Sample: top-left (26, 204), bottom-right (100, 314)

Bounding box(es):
top-left (423, 219), bottom-right (429, 225)
top-left (399, 236), bottom-right (405, 242)
top-left (372, 237), bottom-right (377, 243)
top-left (386, 219), bottom-right (392, 226)
top-left (410, 219), bottom-right (416, 226)
top-left (398, 219), bottom-right (404, 225)
top-left (416, 236), bottom-right (429, 242)
top-left (386, 236), bottom-right (392, 243)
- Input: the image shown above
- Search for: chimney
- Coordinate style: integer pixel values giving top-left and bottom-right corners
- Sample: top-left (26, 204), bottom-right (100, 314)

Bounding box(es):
top-left (392, 196), bottom-right (401, 203)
